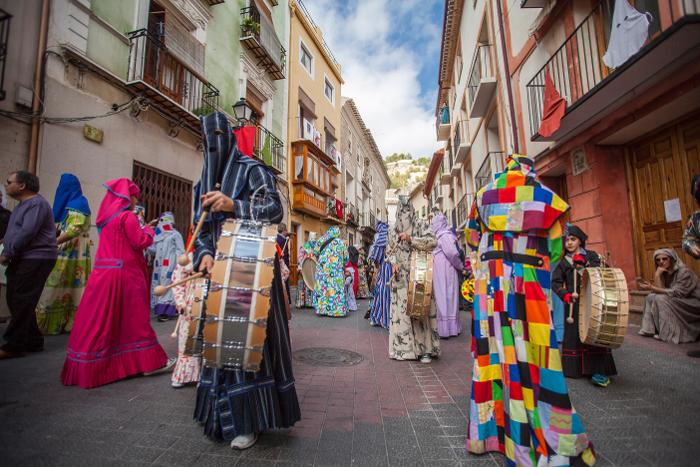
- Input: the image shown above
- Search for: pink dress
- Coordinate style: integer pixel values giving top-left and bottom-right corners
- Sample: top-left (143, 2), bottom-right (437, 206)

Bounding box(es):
top-left (61, 179), bottom-right (167, 389)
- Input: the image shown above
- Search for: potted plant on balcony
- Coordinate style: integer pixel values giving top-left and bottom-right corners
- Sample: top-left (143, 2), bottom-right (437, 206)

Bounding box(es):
top-left (242, 17), bottom-right (260, 36)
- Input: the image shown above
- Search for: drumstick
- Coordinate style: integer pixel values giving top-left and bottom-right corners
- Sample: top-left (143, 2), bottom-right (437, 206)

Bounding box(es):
top-left (178, 183), bottom-right (221, 266)
top-left (153, 272), bottom-right (204, 296)
top-left (566, 269), bottom-right (578, 324)
top-left (171, 313), bottom-right (182, 339)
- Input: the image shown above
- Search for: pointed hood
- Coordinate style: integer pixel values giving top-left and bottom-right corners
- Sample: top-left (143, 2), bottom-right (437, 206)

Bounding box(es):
top-left (96, 178), bottom-right (140, 230)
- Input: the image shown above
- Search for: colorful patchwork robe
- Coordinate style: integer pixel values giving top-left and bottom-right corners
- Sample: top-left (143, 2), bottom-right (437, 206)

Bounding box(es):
top-left (465, 155), bottom-right (595, 466)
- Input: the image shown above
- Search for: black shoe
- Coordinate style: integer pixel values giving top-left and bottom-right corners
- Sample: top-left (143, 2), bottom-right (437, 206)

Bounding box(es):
top-left (157, 315), bottom-right (169, 322)
top-left (364, 310), bottom-right (371, 320)
top-left (687, 350), bottom-right (700, 358)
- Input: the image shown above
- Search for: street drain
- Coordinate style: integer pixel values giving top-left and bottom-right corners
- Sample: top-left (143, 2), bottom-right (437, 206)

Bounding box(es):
top-left (293, 347), bottom-right (364, 367)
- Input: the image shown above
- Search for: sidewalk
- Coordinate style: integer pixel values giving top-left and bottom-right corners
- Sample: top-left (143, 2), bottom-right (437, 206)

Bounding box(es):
top-left (0, 297), bottom-right (699, 466)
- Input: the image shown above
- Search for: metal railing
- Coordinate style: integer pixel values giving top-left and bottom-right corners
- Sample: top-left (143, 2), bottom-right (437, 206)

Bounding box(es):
top-left (467, 44), bottom-right (493, 109)
top-left (525, 0), bottom-right (699, 138)
top-left (0, 9), bottom-right (11, 101)
top-left (326, 197), bottom-right (343, 220)
top-left (345, 202), bottom-right (359, 225)
top-left (252, 124), bottom-right (286, 174)
top-left (456, 192), bottom-right (473, 228)
top-left (296, 0), bottom-right (341, 70)
top-left (127, 28), bottom-right (219, 116)
top-left (474, 151), bottom-right (505, 191)
top-left (240, 5), bottom-right (286, 77)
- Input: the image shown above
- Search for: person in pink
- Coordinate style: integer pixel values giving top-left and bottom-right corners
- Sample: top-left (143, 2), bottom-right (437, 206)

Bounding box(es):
top-left (61, 178), bottom-right (169, 389)
top-left (430, 213), bottom-right (464, 338)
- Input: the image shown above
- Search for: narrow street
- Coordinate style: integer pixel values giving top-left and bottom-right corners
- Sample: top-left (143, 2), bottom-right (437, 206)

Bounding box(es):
top-left (1, 298), bottom-right (699, 466)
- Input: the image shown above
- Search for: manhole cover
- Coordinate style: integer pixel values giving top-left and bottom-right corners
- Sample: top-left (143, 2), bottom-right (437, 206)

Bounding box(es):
top-left (294, 347), bottom-right (364, 367)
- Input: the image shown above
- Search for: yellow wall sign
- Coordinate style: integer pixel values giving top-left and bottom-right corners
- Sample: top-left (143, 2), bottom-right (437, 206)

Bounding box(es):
top-left (83, 124), bottom-right (104, 144)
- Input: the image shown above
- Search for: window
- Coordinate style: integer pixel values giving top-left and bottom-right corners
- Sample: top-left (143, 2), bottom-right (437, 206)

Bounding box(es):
top-left (300, 41), bottom-right (313, 75)
top-left (324, 77), bottom-right (335, 104)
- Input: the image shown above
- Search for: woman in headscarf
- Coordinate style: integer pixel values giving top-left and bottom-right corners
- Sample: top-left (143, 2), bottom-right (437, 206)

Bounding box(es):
top-left (552, 224), bottom-right (617, 387)
top-left (148, 212), bottom-right (185, 322)
top-left (35, 173), bottom-right (92, 335)
top-left (312, 226), bottom-right (348, 317)
top-left (295, 232), bottom-right (316, 309)
top-left (388, 198), bottom-right (440, 362)
top-left (356, 246), bottom-right (371, 298)
top-left (369, 221), bottom-right (392, 328)
top-left (431, 214), bottom-right (464, 338)
top-left (61, 179), bottom-right (170, 389)
top-left (638, 248), bottom-right (700, 344)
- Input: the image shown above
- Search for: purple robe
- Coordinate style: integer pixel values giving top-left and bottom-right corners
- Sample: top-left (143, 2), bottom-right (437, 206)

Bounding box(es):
top-left (431, 215), bottom-right (463, 337)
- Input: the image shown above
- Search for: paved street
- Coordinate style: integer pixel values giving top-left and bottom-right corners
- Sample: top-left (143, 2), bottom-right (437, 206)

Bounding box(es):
top-left (1, 297), bottom-right (700, 466)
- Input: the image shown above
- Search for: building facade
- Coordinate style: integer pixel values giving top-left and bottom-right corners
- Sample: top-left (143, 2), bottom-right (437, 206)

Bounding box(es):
top-left (0, 0), bottom-right (289, 240)
top-left (340, 97), bottom-right (391, 249)
top-left (433, 0), bottom-right (700, 286)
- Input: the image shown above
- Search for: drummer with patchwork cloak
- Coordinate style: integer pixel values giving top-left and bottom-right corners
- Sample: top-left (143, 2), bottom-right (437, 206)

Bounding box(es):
top-left (193, 112), bottom-right (300, 450)
top-left (387, 197), bottom-right (440, 362)
top-left (465, 154), bottom-right (595, 466)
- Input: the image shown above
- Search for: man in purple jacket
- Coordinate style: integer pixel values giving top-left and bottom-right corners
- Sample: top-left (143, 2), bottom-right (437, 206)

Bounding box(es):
top-left (0, 171), bottom-right (58, 359)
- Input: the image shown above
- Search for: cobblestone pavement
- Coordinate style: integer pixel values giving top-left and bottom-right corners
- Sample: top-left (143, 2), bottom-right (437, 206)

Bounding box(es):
top-left (1, 297), bottom-right (699, 466)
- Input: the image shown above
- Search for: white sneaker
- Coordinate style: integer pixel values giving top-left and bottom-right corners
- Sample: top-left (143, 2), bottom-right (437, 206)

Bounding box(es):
top-left (171, 381), bottom-right (185, 388)
top-left (420, 355), bottom-right (432, 364)
top-left (143, 357), bottom-right (177, 376)
top-left (230, 433), bottom-right (258, 450)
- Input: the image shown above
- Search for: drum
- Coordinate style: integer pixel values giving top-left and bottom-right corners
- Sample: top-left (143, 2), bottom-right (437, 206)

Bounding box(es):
top-left (579, 267), bottom-right (629, 349)
top-left (183, 278), bottom-right (208, 356)
top-left (201, 219), bottom-right (277, 371)
top-left (461, 277), bottom-right (474, 303)
top-left (300, 257), bottom-right (317, 290)
top-left (407, 250), bottom-right (433, 319)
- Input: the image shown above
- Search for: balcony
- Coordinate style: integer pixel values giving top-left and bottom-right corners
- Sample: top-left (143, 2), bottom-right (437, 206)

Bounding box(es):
top-left (0, 9), bottom-right (10, 101)
top-left (251, 124), bottom-right (286, 175)
top-left (325, 198), bottom-right (345, 224)
top-left (474, 151), bottom-right (505, 191)
top-left (453, 120), bottom-right (471, 164)
top-left (526, 0), bottom-right (700, 142)
top-left (240, 5), bottom-right (286, 80)
top-left (127, 28), bottom-right (219, 135)
top-left (440, 150), bottom-right (453, 185)
top-left (291, 140), bottom-right (336, 218)
top-left (451, 162), bottom-right (462, 178)
top-left (436, 105), bottom-right (450, 141)
top-left (467, 44), bottom-right (496, 118)
top-left (345, 202), bottom-right (359, 226)
top-left (456, 192), bottom-right (474, 229)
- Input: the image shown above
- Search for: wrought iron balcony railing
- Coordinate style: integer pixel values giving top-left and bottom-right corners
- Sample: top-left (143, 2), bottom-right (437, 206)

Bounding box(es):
top-left (474, 151), bottom-right (505, 191)
top-left (345, 202), bottom-right (359, 226)
top-left (0, 9), bottom-right (10, 101)
top-left (456, 192), bottom-right (474, 229)
top-left (127, 28), bottom-right (219, 118)
top-left (251, 124), bottom-right (286, 175)
top-left (240, 5), bottom-right (286, 80)
top-left (525, 0), bottom-right (699, 140)
top-left (467, 43), bottom-right (494, 111)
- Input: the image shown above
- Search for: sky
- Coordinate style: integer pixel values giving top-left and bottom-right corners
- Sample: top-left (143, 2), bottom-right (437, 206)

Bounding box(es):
top-left (301, 0), bottom-right (445, 160)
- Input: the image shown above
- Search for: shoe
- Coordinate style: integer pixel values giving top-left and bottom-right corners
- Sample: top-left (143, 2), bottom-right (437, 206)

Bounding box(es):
top-left (637, 330), bottom-right (654, 337)
top-left (157, 315), bottom-right (169, 322)
top-left (687, 350), bottom-right (700, 358)
top-left (591, 374), bottom-right (610, 387)
top-left (0, 349), bottom-right (25, 360)
top-left (653, 334), bottom-right (661, 340)
top-left (171, 381), bottom-right (185, 388)
top-left (364, 310), bottom-right (371, 319)
top-left (420, 355), bottom-right (432, 364)
top-left (143, 357), bottom-right (177, 376)
top-left (230, 433), bottom-right (258, 450)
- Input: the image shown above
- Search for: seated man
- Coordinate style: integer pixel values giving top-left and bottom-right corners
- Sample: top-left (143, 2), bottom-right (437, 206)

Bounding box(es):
top-left (638, 248), bottom-right (700, 344)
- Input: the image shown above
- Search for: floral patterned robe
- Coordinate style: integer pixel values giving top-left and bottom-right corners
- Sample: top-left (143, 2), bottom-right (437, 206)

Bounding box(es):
top-left (388, 201), bottom-right (440, 360)
top-left (312, 226), bottom-right (348, 317)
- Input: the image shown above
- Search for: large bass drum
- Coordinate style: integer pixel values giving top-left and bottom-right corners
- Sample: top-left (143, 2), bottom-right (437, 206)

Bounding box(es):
top-left (407, 250), bottom-right (433, 319)
top-left (579, 267), bottom-right (629, 349)
top-left (201, 219), bottom-right (277, 372)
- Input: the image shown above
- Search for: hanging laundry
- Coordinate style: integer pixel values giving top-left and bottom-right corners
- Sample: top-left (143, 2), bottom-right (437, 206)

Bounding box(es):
top-left (538, 68), bottom-right (567, 137)
top-left (603, 0), bottom-right (651, 69)
top-left (261, 132), bottom-right (272, 166)
top-left (233, 125), bottom-right (256, 157)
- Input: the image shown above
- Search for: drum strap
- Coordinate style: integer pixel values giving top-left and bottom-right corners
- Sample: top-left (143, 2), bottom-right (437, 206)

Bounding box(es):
top-left (480, 251), bottom-right (544, 267)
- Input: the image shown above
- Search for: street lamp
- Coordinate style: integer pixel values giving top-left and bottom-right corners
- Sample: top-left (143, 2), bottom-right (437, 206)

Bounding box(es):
top-left (232, 98), bottom-right (257, 126)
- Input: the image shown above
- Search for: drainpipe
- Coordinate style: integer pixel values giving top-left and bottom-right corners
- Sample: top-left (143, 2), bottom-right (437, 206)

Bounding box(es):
top-left (28, 0), bottom-right (50, 174)
top-left (495, 0), bottom-right (519, 154)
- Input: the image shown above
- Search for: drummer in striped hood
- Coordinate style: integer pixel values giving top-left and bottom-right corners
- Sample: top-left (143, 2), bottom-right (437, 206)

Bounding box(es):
top-left (552, 224), bottom-right (617, 387)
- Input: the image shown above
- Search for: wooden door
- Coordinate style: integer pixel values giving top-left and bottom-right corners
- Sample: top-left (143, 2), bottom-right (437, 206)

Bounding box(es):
top-left (289, 230), bottom-right (298, 286)
top-left (628, 116), bottom-right (700, 280)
